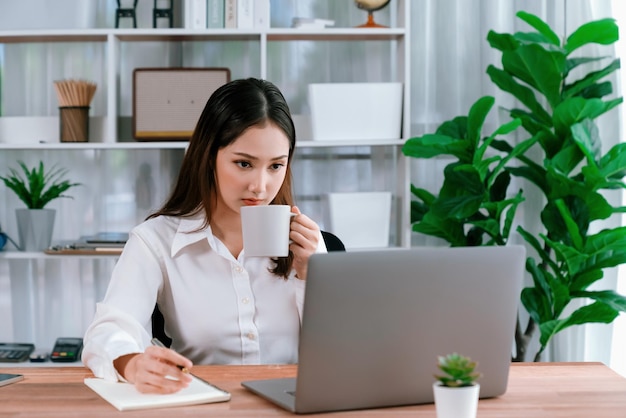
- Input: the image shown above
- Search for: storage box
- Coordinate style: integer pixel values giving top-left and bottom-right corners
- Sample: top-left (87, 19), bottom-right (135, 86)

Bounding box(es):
top-left (322, 192), bottom-right (392, 249)
top-left (308, 83), bottom-right (403, 141)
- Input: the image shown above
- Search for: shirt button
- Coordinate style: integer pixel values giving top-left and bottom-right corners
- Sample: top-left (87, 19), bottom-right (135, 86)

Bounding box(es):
top-left (242, 297), bottom-right (250, 304)
top-left (247, 332), bottom-right (256, 340)
top-left (234, 266), bottom-right (243, 273)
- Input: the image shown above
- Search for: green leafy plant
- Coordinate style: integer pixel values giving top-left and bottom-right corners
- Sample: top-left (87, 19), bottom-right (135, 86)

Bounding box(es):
top-left (402, 95), bottom-right (528, 246)
top-left (0, 160), bottom-right (81, 209)
top-left (403, 11), bottom-right (626, 361)
top-left (434, 353), bottom-right (482, 387)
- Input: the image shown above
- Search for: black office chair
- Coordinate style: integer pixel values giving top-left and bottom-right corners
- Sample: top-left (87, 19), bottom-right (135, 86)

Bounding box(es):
top-left (321, 230), bottom-right (346, 252)
top-left (151, 230), bottom-right (346, 348)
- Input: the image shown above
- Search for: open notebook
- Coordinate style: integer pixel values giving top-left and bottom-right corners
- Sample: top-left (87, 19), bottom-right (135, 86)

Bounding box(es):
top-left (85, 375), bottom-right (230, 411)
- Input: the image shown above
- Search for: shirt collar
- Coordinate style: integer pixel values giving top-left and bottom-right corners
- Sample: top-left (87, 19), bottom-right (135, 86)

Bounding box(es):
top-left (171, 216), bottom-right (218, 257)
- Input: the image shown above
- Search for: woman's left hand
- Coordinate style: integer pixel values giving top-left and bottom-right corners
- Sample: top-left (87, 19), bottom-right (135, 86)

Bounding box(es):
top-left (289, 206), bottom-right (320, 280)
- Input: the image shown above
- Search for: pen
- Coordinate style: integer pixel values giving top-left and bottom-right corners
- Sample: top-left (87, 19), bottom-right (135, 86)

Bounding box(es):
top-left (151, 337), bottom-right (190, 374)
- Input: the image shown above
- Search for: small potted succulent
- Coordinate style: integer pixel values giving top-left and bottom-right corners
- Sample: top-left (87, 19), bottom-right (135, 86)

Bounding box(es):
top-left (433, 353), bottom-right (482, 418)
top-left (0, 160), bottom-right (80, 251)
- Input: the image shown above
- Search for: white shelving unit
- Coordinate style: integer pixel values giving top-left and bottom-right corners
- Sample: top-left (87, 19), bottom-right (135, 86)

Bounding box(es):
top-left (0, 0), bottom-right (411, 349)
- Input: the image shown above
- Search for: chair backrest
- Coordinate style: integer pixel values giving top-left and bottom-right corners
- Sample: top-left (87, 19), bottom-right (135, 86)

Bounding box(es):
top-left (151, 230), bottom-right (346, 348)
top-left (321, 230), bottom-right (346, 252)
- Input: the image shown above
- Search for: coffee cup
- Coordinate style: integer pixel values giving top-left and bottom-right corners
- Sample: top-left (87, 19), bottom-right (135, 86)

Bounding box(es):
top-left (240, 205), bottom-right (295, 257)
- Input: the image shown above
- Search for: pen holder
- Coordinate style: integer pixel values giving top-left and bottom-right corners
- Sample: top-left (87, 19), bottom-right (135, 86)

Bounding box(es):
top-left (59, 106), bottom-right (90, 142)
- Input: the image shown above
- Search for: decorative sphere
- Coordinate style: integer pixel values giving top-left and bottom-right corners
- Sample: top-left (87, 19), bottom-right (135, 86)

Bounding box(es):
top-left (354, 0), bottom-right (390, 12)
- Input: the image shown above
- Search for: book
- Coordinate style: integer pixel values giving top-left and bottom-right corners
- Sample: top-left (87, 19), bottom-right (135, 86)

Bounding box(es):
top-left (254, 0), bottom-right (270, 29)
top-left (207, 0), bottom-right (225, 29)
top-left (84, 375), bottom-right (231, 411)
top-left (224, 0), bottom-right (237, 28)
top-left (291, 17), bottom-right (335, 29)
top-left (84, 232), bottom-right (129, 244)
top-left (191, 0), bottom-right (207, 29)
top-left (182, 0), bottom-right (194, 29)
top-left (236, 0), bottom-right (253, 29)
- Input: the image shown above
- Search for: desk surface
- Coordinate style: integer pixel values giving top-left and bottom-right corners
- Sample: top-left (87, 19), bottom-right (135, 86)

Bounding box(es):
top-left (0, 362), bottom-right (625, 417)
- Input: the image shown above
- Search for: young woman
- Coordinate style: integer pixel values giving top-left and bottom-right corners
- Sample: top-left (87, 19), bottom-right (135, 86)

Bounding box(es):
top-left (82, 78), bottom-right (325, 394)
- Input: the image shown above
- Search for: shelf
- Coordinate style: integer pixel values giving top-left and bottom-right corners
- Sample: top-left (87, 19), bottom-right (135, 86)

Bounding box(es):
top-left (0, 251), bottom-right (119, 259)
top-left (0, 29), bottom-right (110, 43)
top-left (0, 141), bottom-right (188, 150)
top-left (297, 139), bottom-right (405, 148)
top-left (0, 27), bottom-right (405, 44)
top-left (0, 139), bottom-right (405, 151)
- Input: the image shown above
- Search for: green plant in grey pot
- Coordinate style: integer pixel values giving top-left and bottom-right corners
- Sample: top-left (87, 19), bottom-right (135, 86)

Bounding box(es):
top-left (432, 353), bottom-right (482, 418)
top-left (0, 160), bottom-right (80, 251)
top-left (403, 11), bottom-right (626, 361)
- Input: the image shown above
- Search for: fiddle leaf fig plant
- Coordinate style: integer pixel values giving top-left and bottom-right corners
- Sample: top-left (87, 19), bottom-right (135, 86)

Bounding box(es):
top-left (403, 11), bottom-right (626, 362)
top-left (0, 160), bottom-right (81, 209)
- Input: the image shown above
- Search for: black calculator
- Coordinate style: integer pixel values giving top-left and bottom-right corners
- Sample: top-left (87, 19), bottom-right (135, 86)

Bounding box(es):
top-left (0, 343), bottom-right (35, 362)
top-left (50, 338), bottom-right (83, 362)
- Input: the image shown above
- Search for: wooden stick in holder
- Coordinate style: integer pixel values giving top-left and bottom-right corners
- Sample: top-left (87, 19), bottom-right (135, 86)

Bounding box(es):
top-left (53, 79), bottom-right (97, 142)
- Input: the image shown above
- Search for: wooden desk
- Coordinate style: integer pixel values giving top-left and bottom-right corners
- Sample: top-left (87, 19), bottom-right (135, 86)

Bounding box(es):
top-left (0, 362), bottom-right (625, 417)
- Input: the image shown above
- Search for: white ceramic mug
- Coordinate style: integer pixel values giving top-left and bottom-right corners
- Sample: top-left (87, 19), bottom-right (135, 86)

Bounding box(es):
top-left (240, 205), bottom-right (294, 257)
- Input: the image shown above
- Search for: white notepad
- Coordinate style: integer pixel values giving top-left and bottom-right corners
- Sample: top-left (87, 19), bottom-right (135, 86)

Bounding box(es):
top-left (84, 375), bottom-right (231, 411)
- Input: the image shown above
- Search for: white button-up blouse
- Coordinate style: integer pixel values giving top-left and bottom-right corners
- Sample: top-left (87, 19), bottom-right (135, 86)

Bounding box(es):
top-left (82, 215), bottom-right (327, 381)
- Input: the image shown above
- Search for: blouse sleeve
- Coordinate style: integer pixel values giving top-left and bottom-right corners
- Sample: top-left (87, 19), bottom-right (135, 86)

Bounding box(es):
top-left (81, 230), bottom-right (163, 381)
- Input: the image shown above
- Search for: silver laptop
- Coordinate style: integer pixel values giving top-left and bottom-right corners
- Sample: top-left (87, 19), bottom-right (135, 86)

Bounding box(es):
top-left (242, 245), bottom-right (525, 414)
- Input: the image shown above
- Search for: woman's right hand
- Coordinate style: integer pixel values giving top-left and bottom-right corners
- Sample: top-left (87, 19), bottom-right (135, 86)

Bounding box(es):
top-left (113, 346), bottom-right (193, 394)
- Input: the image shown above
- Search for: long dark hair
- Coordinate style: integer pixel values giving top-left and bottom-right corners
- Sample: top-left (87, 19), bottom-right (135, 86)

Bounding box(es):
top-left (149, 78), bottom-right (297, 277)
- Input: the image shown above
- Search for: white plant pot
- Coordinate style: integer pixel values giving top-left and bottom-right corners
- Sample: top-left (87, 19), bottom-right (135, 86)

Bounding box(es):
top-left (433, 382), bottom-right (480, 418)
top-left (15, 208), bottom-right (56, 252)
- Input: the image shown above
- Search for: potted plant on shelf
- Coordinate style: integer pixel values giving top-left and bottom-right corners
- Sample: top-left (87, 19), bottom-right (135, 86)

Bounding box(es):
top-left (403, 11), bottom-right (626, 361)
top-left (0, 160), bottom-right (81, 251)
top-left (433, 352), bottom-right (482, 418)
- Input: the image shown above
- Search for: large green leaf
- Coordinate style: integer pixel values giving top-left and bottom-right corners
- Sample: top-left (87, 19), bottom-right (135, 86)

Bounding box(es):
top-left (579, 81), bottom-right (613, 99)
top-left (467, 96), bottom-right (494, 148)
top-left (402, 134), bottom-right (471, 161)
top-left (477, 118), bottom-right (522, 165)
top-left (486, 66), bottom-right (552, 124)
top-left (555, 199), bottom-right (583, 250)
top-left (507, 166), bottom-right (548, 194)
top-left (516, 11), bottom-right (561, 46)
top-left (410, 185), bottom-right (437, 205)
top-left (570, 290), bottom-right (626, 312)
top-left (412, 212), bottom-right (467, 246)
top-left (518, 226), bottom-right (560, 274)
top-left (564, 18), bottom-right (619, 55)
top-left (599, 142), bottom-right (626, 179)
top-left (508, 108), bottom-right (546, 135)
top-left (437, 116), bottom-right (469, 138)
top-left (521, 287), bottom-right (551, 324)
top-left (487, 30), bottom-right (520, 52)
top-left (553, 99), bottom-right (615, 138)
top-left (539, 302), bottom-right (619, 347)
top-left (433, 164), bottom-right (485, 219)
top-left (502, 191), bottom-right (524, 239)
top-left (550, 143), bottom-right (585, 176)
top-left (583, 227), bottom-right (626, 256)
top-left (502, 44), bottom-right (566, 108)
top-left (564, 59), bottom-right (621, 99)
top-left (466, 218), bottom-right (501, 242)
top-left (565, 56), bottom-right (611, 78)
